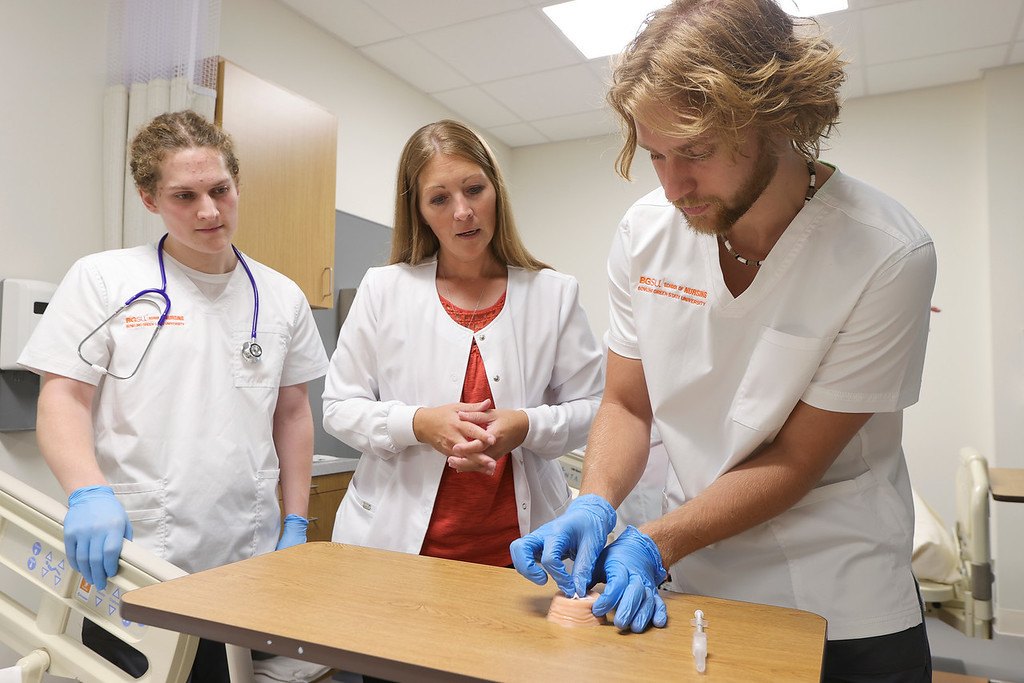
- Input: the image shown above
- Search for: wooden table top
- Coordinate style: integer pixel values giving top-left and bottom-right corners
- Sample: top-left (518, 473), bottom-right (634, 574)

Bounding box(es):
top-left (990, 467), bottom-right (1024, 502)
top-left (121, 542), bottom-right (825, 682)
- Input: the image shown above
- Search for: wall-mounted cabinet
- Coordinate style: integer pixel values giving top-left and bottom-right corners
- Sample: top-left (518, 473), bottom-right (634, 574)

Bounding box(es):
top-left (216, 59), bottom-right (337, 309)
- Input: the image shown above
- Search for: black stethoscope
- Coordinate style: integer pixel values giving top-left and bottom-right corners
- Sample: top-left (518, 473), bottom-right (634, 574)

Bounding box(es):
top-left (77, 234), bottom-right (262, 380)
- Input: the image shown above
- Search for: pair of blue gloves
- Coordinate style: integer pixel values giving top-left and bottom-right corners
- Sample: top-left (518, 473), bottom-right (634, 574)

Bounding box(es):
top-left (64, 486), bottom-right (309, 591)
top-left (510, 494), bottom-right (669, 632)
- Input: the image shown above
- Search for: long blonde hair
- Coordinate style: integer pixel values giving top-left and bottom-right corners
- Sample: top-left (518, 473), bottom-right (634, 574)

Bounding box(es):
top-left (389, 120), bottom-right (549, 270)
top-left (607, 0), bottom-right (846, 178)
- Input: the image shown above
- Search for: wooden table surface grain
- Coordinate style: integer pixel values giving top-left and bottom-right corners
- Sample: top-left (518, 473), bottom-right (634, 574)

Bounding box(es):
top-left (121, 542), bottom-right (825, 682)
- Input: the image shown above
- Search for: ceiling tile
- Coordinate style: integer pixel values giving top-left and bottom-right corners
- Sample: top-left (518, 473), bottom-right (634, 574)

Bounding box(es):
top-left (367, 0), bottom-right (528, 34)
top-left (850, 0), bottom-right (914, 7)
top-left (416, 9), bottom-right (583, 82)
top-left (487, 122), bottom-right (549, 147)
top-left (483, 64), bottom-right (605, 120)
top-left (816, 8), bottom-right (864, 66)
top-left (431, 86), bottom-right (521, 128)
top-left (280, 0), bottom-right (1024, 147)
top-left (865, 44), bottom-right (1008, 96)
top-left (1012, 41), bottom-right (1024, 63)
top-left (531, 109), bottom-right (620, 141)
top-left (360, 38), bottom-right (470, 92)
top-left (861, 0), bottom-right (1020, 65)
top-left (587, 57), bottom-right (615, 89)
top-left (280, 0), bottom-right (402, 47)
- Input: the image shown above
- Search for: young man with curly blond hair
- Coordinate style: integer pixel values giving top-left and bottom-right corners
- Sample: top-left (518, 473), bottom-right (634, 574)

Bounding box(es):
top-left (512, 2), bottom-right (935, 679)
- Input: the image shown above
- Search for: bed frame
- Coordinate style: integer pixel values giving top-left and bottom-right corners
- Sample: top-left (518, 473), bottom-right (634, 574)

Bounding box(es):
top-left (918, 447), bottom-right (993, 639)
top-left (0, 469), bottom-right (255, 682)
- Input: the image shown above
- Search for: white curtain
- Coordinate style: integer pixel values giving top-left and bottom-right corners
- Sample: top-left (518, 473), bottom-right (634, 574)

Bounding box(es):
top-left (103, 0), bottom-right (221, 251)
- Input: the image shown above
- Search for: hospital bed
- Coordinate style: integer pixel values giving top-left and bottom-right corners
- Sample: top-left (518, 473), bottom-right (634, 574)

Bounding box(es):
top-left (915, 447), bottom-right (993, 639)
top-left (0, 469), bottom-right (256, 683)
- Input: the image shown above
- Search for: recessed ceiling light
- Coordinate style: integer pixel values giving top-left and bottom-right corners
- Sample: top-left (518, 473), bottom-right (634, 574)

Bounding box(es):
top-left (775, 0), bottom-right (848, 17)
top-left (542, 1), bottom-right (671, 60)
top-left (543, 0), bottom-right (849, 60)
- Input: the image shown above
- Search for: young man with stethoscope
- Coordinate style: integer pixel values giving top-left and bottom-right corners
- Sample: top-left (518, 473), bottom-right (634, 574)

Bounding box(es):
top-left (18, 110), bottom-right (329, 682)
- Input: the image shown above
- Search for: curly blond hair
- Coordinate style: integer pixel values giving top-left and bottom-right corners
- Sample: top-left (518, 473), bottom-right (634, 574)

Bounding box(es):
top-left (607, 0), bottom-right (846, 178)
top-left (129, 110), bottom-right (240, 195)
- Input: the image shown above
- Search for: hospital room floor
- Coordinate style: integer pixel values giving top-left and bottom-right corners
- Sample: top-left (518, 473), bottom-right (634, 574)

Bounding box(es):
top-left (927, 616), bottom-right (1024, 682)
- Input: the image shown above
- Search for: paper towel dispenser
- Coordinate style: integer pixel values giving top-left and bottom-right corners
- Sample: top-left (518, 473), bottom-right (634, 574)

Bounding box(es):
top-left (0, 278), bottom-right (56, 371)
top-left (0, 278), bottom-right (56, 431)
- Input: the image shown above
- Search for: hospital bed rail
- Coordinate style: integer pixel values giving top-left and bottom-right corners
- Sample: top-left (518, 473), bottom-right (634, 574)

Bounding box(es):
top-left (0, 469), bottom-right (255, 682)
top-left (919, 447), bottom-right (993, 638)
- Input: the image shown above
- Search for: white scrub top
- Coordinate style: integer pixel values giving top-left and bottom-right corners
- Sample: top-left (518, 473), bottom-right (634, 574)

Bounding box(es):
top-left (607, 168), bottom-right (936, 640)
top-left (19, 243), bottom-right (328, 574)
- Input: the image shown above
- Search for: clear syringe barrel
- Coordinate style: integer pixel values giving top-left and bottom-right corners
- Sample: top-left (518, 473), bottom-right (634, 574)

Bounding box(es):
top-left (691, 609), bottom-right (708, 673)
top-left (692, 631), bottom-right (707, 672)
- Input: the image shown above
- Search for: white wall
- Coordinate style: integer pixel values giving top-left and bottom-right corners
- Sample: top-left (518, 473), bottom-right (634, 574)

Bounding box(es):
top-left (0, 1), bottom-right (108, 284)
top-left (509, 136), bottom-right (659, 336)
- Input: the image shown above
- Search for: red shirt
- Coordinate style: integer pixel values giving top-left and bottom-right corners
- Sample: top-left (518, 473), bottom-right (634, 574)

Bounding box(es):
top-left (420, 291), bottom-right (519, 566)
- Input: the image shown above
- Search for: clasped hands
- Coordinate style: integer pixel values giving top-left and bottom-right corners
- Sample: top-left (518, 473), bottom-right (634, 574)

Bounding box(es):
top-left (412, 399), bottom-right (528, 475)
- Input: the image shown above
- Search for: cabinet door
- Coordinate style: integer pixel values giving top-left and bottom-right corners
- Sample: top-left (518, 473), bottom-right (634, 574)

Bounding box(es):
top-left (307, 489), bottom-right (345, 542)
top-left (308, 472), bottom-right (351, 542)
top-left (278, 472), bottom-right (352, 543)
top-left (216, 59), bottom-right (337, 309)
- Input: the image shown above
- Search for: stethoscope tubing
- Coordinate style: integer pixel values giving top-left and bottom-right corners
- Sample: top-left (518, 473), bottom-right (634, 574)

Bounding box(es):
top-left (77, 234), bottom-right (261, 378)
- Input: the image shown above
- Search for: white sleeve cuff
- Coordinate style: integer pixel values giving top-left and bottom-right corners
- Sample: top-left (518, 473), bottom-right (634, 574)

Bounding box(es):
top-left (386, 404), bottom-right (421, 449)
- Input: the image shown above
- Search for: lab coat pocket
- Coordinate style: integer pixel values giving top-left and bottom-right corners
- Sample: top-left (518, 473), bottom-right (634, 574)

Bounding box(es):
top-left (331, 482), bottom-right (376, 547)
top-left (111, 479), bottom-right (168, 560)
top-left (232, 327), bottom-right (288, 389)
top-left (731, 327), bottom-right (832, 433)
top-left (346, 485), bottom-right (376, 517)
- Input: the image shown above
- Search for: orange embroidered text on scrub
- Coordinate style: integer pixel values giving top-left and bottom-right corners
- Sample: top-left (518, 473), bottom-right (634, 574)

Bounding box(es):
top-left (122, 314), bottom-right (186, 328)
top-left (637, 275), bottom-right (707, 306)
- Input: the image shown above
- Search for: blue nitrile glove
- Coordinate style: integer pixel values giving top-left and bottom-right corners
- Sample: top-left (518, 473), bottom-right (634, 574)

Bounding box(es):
top-left (64, 485), bottom-right (132, 591)
top-left (510, 493), bottom-right (616, 598)
top-left (276, 514), bottom-right (309, 550)
top-left (592, 525), bottom-right (669, 633)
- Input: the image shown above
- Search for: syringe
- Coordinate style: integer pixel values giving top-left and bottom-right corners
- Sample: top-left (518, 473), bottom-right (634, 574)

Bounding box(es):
top-left (691, 609), bottom-right (708, 673)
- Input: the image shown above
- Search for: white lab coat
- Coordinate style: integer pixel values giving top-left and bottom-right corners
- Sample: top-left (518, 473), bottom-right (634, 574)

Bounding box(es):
top-left (19, 244), bottom-right (328, 573)
top-left (323, 260), bottom-right (604, 554)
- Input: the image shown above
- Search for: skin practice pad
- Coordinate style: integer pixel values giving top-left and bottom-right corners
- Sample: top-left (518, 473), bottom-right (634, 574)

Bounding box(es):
top-left (546, 591), bottom-right (606, 627)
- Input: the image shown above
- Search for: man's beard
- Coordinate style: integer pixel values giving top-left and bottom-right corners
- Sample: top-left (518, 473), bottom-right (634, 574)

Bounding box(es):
top-left (674, 142), bottom-right (779, 236)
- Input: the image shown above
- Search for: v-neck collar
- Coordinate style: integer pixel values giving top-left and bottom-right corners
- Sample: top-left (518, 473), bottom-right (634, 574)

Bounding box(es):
top-left (161, 248), bottom-right (245, 306)
top-left (703, 178), bottom-right (833, 316)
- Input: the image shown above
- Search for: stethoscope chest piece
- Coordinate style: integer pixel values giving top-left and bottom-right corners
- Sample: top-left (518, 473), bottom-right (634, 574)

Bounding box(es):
top-left (241, 340), bottom-right (262, 363)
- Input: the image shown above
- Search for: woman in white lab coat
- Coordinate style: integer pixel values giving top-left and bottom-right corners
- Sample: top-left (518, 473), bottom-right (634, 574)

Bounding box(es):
top-left (323, 120), bottom-right (604, 566)
top-left (18, 111), bottom-right (329, 682)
